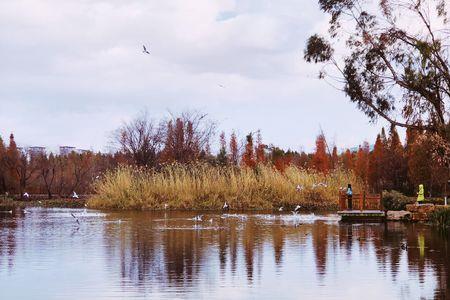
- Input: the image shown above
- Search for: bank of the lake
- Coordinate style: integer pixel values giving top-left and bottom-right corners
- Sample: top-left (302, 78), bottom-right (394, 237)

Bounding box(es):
top-left (0, 198), bottom-right (86, 210)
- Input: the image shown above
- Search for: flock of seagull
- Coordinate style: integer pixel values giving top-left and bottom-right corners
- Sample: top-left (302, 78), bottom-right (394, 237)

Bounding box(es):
top-left (190, 201), bottom-right (303, 224)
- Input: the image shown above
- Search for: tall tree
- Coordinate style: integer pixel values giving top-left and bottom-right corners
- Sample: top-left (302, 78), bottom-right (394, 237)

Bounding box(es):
top-left (408, 133), bottom-right (447, 196)
top-left (37, 153), bottom-right (56, 199)
top-left (0, 136), bottom-right (6, 193)
top-left (162, 112), bottom-right (216, 164)
top-left (255, 130), bottom-right (266, 164)
top-left (312, 134), bottom-right (330, 173)
top-left (113, 111), bottom-right (163, 168)
top-left (342, 149), bottom-right (354, 171)
top-left (385, 126), bottom-right (407, 191)
top-left (355, 142), bottom-right (370, 187)
top-left (229, 131), bottom-right (239, 166)
top-left (241, 133), bottom-right (256, 168)
top-left (331, 146), bottom-right (339, 170)
top-left (368, 134), bottom-right (384, 192)
top-left (305, 0), bottom-right (450, 163)
top-left (217, 132), bottom-right (228, 166)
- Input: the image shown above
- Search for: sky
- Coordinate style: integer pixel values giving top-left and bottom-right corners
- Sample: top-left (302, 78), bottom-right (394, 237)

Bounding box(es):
top-left (0, 0), bottom-right (392, 153)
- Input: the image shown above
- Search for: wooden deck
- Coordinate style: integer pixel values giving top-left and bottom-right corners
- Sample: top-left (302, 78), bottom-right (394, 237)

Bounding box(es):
top-left (337, 192), bottom-right (385, 222)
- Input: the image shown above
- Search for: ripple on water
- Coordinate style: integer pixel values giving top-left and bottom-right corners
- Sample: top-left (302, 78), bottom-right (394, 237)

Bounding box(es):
top-left (0, 208), bottom-right (448, 299)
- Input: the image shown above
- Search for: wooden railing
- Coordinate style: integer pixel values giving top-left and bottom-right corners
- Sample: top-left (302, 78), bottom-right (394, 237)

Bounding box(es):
top-left (339, 191), bottom-right (383, 211)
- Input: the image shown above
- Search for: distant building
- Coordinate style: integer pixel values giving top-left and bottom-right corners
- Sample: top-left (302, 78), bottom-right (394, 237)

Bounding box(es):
top-left (28, 146), bottom-right (46, 156)
top-left (76, 149), bottom-right (90, 154)
top-left (59, 146), bottom-right (76, 156)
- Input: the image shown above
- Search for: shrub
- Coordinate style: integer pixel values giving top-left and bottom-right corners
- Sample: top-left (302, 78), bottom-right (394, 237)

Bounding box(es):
top-left (382, 190), bottom-right (415, 211)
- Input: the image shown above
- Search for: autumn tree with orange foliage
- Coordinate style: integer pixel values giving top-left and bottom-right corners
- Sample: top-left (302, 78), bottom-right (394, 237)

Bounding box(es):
top-left (342, 149), bottom-right (354, 172)
top-left (355, 142), bottom-right (370, 187)
top-left (331, 146), bottom-right (338, 170)
top-left (385, 126), bottom-right (407, 191)
top-left (312, 134), bottom-right (329, 173)
top-left (241, 133), bottom-right (256, 169)
top-left (255, 131), bottom-right (266, 164)
top-left (368, 134), bottom-right (384, 192)
top-left (269, 147), bottom-right (293, 172)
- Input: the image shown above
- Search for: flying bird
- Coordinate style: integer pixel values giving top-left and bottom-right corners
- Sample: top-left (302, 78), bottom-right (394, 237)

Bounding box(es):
top-left (72, 191), bottom-right (79, 199)
top-left (142, 45), bottom-right (150, 54)
top-left (218, 84), bottom-right (225, 88)
top-left (70, 213), bottom-right (80, 225)
top-left (222, 202), bottom-right (230, 211)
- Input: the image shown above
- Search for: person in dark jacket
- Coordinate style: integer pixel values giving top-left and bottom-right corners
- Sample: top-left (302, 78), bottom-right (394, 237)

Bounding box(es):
top-left (347, 184), bottom-right (353, 210)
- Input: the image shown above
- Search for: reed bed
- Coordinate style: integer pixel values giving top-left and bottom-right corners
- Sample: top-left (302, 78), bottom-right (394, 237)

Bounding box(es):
top-left (88, 163), bottom-right (361, 211)
top-left (430, 208), bottom-right (450, 229)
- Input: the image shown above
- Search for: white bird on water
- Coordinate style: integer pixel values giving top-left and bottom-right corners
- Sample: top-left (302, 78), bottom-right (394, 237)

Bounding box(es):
top-left (222, 202), bottom-right (229, 211)
top-left (292, 205), bottom-right (301, 215)
top-left (278, 206), bottom-right (284, 212)
top-left (164, 203), bottom-right (168, 210)
top-left (23, 192), bottom-right (30, 199)
top-left (193, 215), bottom-right (203, 222)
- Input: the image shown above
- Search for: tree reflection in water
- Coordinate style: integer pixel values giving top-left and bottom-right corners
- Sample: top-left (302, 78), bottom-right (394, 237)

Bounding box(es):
top-left (0, 213), bottom-right (16, 272)
top-left (102, 212), bottom-right (449, 298)
top-left (2, 210), bottom-right (448, 298)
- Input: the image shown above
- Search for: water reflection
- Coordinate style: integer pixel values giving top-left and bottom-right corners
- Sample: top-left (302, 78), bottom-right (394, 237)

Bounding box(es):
top-left (0, 209), bottom-right (449, 299)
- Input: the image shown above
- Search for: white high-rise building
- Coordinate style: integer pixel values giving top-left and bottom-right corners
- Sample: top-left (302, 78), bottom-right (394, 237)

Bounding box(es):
top-left (59, 146), bottom-right (76, 156)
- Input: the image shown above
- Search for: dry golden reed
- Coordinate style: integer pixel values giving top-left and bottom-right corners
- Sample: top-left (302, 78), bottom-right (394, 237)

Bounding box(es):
top-left (88, 163), bottom-right (361, 210)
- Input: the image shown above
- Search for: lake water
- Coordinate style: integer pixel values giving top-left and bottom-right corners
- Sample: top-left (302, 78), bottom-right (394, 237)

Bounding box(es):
top-left (0, 208), bottom-right (449, 299)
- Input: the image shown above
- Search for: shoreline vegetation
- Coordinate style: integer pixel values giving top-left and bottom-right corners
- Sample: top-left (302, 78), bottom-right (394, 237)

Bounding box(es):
top-left (88, 163), bottom-right (360, 211)
top-left (0, 198), bottom-right (86, 210)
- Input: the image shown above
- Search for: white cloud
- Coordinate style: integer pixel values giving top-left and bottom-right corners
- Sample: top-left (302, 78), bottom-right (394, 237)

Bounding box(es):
top-left (0, 0), bottom-right (388, 152)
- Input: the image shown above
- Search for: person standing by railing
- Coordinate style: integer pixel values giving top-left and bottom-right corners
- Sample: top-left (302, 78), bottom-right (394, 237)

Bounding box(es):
top-left (347, 184), bottom-right (353, 210)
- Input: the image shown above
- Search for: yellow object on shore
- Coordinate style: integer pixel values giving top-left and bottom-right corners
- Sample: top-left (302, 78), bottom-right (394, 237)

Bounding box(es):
top-left (417, 184), bottom-right (425, 202)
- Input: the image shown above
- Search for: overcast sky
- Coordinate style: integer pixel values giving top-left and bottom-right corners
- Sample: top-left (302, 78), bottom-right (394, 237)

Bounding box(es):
top-left (0, 0), bottom-right (391, 153)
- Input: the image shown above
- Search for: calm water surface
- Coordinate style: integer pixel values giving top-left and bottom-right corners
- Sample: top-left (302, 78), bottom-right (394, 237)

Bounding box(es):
top-left (0, 208), bottom-right (449, 299)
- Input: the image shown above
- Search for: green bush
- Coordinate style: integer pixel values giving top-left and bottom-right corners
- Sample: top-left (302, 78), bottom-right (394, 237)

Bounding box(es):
top-left (429, 208), bottom-right (450, 228)
top-left (382, 190), bottom-right (415, 211)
